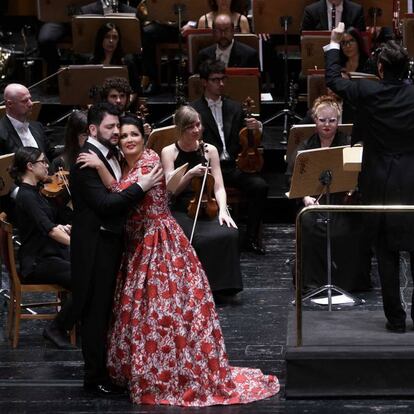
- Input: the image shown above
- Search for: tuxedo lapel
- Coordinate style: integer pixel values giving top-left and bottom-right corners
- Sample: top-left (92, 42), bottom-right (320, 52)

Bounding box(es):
top-left (228, 43), bottom-right (240, 67)
top-left (319, 0), bottom-right (329, 30)
top-left (29, 124), bottom-right (45, 153)
top-left (222, 99), bottom-right (233, 147)
top-left (4, 117), bottom-right (23, 151)
top-left (84, 142), bottom-right (117, 179)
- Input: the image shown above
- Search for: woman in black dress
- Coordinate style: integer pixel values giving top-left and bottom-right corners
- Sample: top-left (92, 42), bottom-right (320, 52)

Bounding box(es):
top-left (161, 106), bottom-right (243, 300)
top-left (9, 147), bottom-right (75, 348)
top-left (287, 96), bottom-right (371, 292)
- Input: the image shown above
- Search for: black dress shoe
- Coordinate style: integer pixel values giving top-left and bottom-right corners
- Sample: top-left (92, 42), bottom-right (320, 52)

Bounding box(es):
top-left (385, 321), bottom-right (406, 333)
top-left (83, 381), bottom-right (127, 397)
top-left (43, 324), bottom-right (76, 349)
top-left (243, 240), bottom-right (266, 255)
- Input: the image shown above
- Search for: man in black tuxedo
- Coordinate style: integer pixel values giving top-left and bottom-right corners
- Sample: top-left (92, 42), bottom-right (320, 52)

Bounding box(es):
top-left (301, 0), bottom-right (365, 32)
top-left (70, 103), bottom-right (162, 396)
top-left (325, 23), bottom-right (414, 333)
top-left (0, 83), bottom-right (54, 158)
top-left (191, 60), bottom-right (267, 254)
top-left (197, 13), bottom-right (259, 71)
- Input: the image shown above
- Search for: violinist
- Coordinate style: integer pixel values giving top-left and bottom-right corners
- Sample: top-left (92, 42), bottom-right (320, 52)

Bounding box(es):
top-left (51, 110), bottom-right (88, 172)
top-left (191, 59), bottom-right (268, 254)
top-left (161, 105), bottom-right (242, 301)
top-left (9, 147), bottom-right (75, 349)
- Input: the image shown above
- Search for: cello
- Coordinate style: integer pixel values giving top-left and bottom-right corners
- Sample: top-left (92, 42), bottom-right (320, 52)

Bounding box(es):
top-left (236, 97), bottom-right (264, 174)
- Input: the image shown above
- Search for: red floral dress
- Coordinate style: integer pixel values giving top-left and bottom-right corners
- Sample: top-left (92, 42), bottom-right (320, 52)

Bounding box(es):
top-left (106, 149), bottom-right (279, 406)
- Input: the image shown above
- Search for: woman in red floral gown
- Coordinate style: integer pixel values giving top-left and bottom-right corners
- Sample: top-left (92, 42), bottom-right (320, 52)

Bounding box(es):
top-left (78, 114), bottom-right (279, 406)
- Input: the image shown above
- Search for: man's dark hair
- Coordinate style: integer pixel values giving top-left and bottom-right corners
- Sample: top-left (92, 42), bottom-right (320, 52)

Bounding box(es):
top-left (100, 77), bottom-right (132, 100)
top-left (378, 40), bottom-right (409, 80)
top-left (199, 59), bottom-right (226, 80)
top-left (87, 102), bottom-right (120, 127)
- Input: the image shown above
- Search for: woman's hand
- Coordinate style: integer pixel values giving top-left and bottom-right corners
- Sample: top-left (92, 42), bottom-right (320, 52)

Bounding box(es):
top-left (137, 163), bottom-right (164, 192)
top-left (188, 163), bottom-right (209, 178)
top-left (218, 209), bottom-right (238, 228)
top-left (77, 150), bottom-right (104, 170)
top-left (303, 196), bottom-right (319, 207)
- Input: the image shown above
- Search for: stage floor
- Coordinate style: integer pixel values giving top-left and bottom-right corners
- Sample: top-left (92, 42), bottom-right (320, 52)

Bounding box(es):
top-left (2, 224), bottom-right (414, 413)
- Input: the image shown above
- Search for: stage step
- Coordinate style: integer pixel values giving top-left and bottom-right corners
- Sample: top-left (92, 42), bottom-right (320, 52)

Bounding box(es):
top-left (285, 309), bottom-right (414, 397)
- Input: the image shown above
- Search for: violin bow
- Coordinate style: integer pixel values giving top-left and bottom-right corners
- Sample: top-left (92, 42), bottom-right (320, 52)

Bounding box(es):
top-left (58, 167), bottom-right (71, 197)
top-left (189, 157), bottom-right (210, 244)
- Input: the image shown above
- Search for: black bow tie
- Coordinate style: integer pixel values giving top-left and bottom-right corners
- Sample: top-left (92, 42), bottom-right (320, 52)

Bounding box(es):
top-left (106, 146), bottom-right (120, 161)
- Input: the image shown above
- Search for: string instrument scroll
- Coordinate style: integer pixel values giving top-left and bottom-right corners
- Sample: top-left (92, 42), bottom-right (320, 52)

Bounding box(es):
top-left (236, 97), bottom-right (264, 174)
top-left (187, 141), bottom-right (219, 243)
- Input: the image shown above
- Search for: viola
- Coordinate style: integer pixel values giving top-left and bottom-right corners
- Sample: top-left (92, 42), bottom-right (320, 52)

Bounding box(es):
top-left (135, 97), bottom-right (152, 141)
top-left (41, 168), bottom-right (71, 198)
top-left (236, 97), bottom-right (264, 174)
top-left (187, 141), bottom-right (218, 221)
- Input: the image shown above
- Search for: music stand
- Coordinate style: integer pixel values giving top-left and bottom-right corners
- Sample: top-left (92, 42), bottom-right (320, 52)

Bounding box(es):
top-left (37, 0), bottom-right (90, 22)
top-left (72, 15), bottom-right (141, 54)
top-left (255, 1), bottom-right (304, 138)
top-left (58, 65), bottom-right (128, 106)
top-left (288, 145), bottom-right (363, 310)
top-left (145, 0), bottom-right (208, 22)
top-left (301, 31), bottom-right (331, 73)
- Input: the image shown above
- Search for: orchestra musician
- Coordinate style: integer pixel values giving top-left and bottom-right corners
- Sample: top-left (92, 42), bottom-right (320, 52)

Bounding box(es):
top-left (191, 59), bottom-right (268, 254)
top-left (9, 146), bottom-right (75, 349)
top-left (287, 95), bottom-right (371, 292)
top-left (301, 0), bottom-right (366, 32)
top-left (161, 105), bottom-right (243, 302)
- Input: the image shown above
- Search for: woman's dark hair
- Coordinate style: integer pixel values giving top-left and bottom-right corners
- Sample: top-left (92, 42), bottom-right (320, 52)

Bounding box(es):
top-left (339, 27), bottom-right (369, 69)
top-left (64, 110), bottom-right (88, 167)
top-left (9, 147), bottom-right (42, 185)
top-left (91, 22), bottom-right (124, 65)
top-left (207, 0), bottom-right (247, 13)
top-left (119, 115), bottom-right (145, 137)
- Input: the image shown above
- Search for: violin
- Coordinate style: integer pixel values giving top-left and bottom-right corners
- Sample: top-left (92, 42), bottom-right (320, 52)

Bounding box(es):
top-left (187, 141), bottom-right (218, 221)
top-left (135, 97), bottom-right (151, 140)
top-left (41, 168), bottom-right (71, 198)
top-left (236, 97), bottom-right (264, 174)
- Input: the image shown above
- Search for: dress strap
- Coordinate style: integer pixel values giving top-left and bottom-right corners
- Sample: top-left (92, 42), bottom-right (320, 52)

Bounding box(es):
top-left (204, 14), bottom-right (209, 28)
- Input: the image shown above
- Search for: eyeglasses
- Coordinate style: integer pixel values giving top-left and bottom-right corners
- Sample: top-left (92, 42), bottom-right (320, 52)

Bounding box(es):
top-left (208, 76), bottom-right (227, 83)
top-left (317, 118), bottom-right (338, 124)
top-left (340, 39), bottom-right (356, 47)
top-left (33, 159), bottom-right (49, 165)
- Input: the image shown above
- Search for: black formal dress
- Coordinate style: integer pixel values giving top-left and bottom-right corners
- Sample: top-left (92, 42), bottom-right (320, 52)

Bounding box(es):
top-left (326, 46), bottom-right (414, 326)
top-left (301, 0), bottom-right (366, 32)
top-left (287, 132), bottom-right (371, 292)
top-left (171, 142), bottom-right (242, 295)
top-left (197, 41), bottom-right (259, 71)
top-left (191, 97), bottom-right (268, 244)
top-left (70, 141), bottom-right (145, 385)
top-left (15, 183), bottom-right (74, 330)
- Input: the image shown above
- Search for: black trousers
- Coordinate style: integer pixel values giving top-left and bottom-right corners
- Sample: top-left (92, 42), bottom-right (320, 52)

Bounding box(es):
top-left (25, 256), bottom-right (74, 331)
top-left (375, 232), bottom-right (414, 326)
top-left (222, 165), bottom-right (268, 241)
top-left (81, 231), bottom-right (123, 385)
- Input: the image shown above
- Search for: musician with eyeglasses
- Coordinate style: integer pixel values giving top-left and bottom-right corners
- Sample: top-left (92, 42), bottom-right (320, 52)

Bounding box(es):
top-left (286, 95), bottom-right (372, 293)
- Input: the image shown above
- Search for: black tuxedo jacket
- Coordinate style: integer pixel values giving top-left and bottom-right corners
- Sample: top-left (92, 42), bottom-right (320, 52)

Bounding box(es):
top-left (325, 47), bottom-right (414, 250)
top-left (197, 41), bottom-right (259, 71)
top-left (191, 96), bottom-right (244, 161)
top-left (69, 141), bottom-right (144, 316)
top-left (0, 116), bottom-right (55, 159)
top-left (301, 0), bottom-right (365, 32)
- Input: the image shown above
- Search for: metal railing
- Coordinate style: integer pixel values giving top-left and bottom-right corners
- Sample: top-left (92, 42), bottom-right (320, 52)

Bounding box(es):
top-left (295, 204), bottom-right (414, 347)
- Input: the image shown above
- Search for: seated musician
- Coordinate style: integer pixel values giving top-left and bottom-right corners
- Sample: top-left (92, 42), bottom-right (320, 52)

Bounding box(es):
top-left (191, 59), bottom-right (268, 254)
top-left (161, 105), bottom-right (243, 302)
top-left (9, 147), bottom-right (76, 349)
top-left (197, 13), bottom-right (259, 70)
top-left (301, 0), bottom-right (365, 32)
top-left (286, 96), bottom-right (371, 292)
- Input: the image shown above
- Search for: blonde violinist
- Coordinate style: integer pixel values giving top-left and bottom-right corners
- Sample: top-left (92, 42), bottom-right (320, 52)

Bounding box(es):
top-left (161, 105), bottom-right (242, 302)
